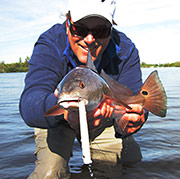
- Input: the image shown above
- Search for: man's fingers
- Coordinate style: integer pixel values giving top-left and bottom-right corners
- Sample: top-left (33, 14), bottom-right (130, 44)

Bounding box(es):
top-left (109, 106), bottom-right (114, 118)
top-left (54, 88), bottom-right (59, 98)
top-left (105, 104), bottom-right (110, 118)
top-left (93, 102), bottom-right (110, 118)
top-left (126, 104), bottom-right (143, 114)
top-left (94, 108), bottom-right (101, 118)
top-left (100, 102), bottom-right (106, 117)
top-left (126, 126), bottom-right (141, 134)
top-left (120, 109), bottom-right (145, 131)
top-left (122, 113), bottom-right (142, 123)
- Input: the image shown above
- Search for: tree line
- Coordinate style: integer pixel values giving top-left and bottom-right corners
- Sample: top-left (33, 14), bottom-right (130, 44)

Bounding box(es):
top-left (0, 57), bottom-right (29, 73)
top-left (141, 61), bottom-right (180, 68)
top-left (0, 57), bottom-right (180, 73)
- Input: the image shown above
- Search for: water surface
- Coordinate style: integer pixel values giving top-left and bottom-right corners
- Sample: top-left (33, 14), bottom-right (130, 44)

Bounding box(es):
top-left (0, 68), bottom-right (180, 179)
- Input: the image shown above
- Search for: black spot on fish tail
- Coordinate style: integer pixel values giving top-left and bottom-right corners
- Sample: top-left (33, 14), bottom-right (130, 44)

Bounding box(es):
top-left (142, 90), bottom-right (148, 96)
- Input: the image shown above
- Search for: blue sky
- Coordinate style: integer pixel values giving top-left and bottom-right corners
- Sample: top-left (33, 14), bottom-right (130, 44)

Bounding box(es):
top-left (0, 0), bottom-right (179, 64)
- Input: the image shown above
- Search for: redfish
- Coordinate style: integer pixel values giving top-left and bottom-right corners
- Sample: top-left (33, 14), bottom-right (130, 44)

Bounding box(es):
top-left (45, 51), bottom-right (167, 136)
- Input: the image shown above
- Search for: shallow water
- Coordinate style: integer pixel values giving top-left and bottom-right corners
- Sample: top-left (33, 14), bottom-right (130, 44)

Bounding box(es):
top-left (0, 68), bottom-right (180, 179)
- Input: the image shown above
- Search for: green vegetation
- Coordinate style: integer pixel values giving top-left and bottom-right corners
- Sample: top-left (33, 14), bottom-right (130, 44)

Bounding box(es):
top-left (0, 57), bottom-right (180, 73)
top-left (141, 61), bottom-right (180, 68)
top-left (0, 57), bottom-right (29, 73)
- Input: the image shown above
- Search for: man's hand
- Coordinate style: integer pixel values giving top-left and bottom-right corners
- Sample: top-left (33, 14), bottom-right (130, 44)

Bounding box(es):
top-left (92, 99), bottom-right (114, 126)
top-left (115, 104), bottom-right (146, 136)
top-left (54, 88), bottom-right (59, 98)
top-left (65, 99), bottom-right (114, 132)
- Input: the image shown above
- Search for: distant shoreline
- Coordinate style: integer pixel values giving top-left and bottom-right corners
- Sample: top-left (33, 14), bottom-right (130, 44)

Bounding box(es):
top-left (0, 58), bottom-right (180, 73)
top-left (140, 61), bottom-right (180, 68)
top-left (0, 57), bottom-right (29, 73)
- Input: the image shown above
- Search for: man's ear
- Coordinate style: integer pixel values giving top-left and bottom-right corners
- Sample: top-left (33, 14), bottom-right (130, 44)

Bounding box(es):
top-left (66, 17), bottom-right (68, 27)
top-left (66, 18), bottom-right (69, 35)
top-left (66, 24), bottom-right (69, 35)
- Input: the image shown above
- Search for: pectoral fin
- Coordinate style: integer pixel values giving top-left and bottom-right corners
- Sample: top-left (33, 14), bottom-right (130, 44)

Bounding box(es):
top-left (44, 104), bottom-right (66, 117)
top-left (100, 69), bottom-right (134, 97)
top-left (113, 104), bottom-right (128, 132)
top-left (118, 118), bottom-right (129, 132)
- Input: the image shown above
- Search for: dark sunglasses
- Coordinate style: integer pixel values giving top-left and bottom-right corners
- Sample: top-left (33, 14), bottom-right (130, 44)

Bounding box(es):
top-left (67, 19), bottom-right (111, 39)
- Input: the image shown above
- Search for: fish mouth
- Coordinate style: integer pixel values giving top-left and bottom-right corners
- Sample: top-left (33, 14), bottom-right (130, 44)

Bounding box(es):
top-left (58, 98), bottom-right (88, 109)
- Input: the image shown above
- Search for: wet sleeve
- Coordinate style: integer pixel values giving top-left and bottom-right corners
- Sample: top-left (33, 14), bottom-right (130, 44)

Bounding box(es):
top-left (19, 37), bottom-right (66, 128)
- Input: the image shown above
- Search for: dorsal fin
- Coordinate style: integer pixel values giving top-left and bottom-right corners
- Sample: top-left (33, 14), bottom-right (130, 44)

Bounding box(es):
top-left (86, 50), bottom-right (97, 72)
top-left (100, 69), bottom-right (134, 97)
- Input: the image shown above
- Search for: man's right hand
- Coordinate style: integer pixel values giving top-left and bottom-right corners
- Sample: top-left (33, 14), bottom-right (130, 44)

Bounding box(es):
top-left (65, 99), bottom-right (114, 132)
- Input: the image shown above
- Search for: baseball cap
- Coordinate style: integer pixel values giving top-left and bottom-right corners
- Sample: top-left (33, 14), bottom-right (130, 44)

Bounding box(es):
top-left (67, 0), bottom-right (116, 24)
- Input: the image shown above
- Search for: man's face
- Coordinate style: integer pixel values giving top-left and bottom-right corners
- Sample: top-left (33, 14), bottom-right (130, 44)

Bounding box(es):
top-left (66, 16), bottom-right (111, 63)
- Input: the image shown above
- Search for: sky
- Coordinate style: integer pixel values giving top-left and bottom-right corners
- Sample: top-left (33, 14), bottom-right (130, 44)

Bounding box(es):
top-left (0, 0), bottom-right (180, 64)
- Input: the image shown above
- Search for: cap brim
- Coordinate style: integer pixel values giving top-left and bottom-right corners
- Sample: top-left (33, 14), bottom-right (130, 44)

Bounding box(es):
top-left (73, 14), bottom-right (112, 26)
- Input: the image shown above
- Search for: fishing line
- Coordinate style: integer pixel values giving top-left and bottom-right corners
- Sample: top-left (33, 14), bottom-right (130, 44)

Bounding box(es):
top-left (90, 140), bottom-right (114, 175)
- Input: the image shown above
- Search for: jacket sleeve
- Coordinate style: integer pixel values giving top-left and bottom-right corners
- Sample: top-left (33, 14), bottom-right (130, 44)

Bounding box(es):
top-left (19, 34), bottom-right (66, 128)
top-left (117, 35), bottom-right (143, 95)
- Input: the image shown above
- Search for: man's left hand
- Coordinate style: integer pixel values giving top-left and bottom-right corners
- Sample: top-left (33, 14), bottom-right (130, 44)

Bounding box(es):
top-left (115, 104), bottom-right (146, 136)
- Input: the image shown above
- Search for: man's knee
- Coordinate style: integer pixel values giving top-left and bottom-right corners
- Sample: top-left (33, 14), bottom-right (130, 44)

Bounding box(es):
top-left (30, 127), bottom-right (74, 178)
top-left (29, 152), bottom-right (70, 179)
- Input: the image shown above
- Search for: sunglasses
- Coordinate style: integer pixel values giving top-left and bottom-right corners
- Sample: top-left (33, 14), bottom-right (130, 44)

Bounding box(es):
top-left (68, 19), bottom-right (111, 39)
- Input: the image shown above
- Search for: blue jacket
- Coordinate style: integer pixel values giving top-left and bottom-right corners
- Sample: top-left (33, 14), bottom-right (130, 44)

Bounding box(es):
top-left (19, 22), bottom-right (143, 129)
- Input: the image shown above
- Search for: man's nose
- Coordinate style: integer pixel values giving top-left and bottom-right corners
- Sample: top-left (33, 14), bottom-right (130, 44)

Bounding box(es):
top-left (84, 33), bottom-right (95, 45)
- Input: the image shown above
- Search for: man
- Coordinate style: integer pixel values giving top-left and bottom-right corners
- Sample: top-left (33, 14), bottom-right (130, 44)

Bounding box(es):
top-left (20, 0), bottom-right (148, 178)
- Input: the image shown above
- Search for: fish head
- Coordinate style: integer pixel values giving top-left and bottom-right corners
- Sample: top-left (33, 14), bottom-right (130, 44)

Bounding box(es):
top-left (58, 66), bottom-right (111, 111)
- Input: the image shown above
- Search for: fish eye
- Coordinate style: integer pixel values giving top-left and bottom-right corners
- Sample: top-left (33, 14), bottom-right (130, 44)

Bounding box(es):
top-left (79, 81), bottom-right (86, 89)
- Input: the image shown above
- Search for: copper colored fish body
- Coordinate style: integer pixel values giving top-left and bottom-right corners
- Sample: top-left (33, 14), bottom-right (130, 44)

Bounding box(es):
top-left (45, 51), bottom-right (167, 133)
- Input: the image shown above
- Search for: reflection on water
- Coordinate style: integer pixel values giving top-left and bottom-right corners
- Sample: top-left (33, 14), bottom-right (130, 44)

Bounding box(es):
top-left (0, 68), bottom-right (180, 179)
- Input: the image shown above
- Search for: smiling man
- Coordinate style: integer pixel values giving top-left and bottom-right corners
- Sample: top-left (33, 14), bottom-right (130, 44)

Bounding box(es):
top-left (67, 15), bottom-right (111, 63)
top-left (20, 0), bottom-right (148, 178)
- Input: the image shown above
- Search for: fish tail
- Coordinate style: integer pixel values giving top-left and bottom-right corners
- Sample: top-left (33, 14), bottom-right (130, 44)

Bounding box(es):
top-left (139, 70), bottom-right (167, 117)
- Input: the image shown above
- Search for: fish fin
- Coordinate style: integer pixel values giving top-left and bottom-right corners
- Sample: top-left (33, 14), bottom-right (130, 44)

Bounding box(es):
top-left (44, 104), bottom-right (65, 117)
top-left (86, 50), bottom-right (98, 72)
top-left (139, 70), bottom-right (167, 117)
top-left (100, 69), bottom-right (134, 97)
top-left (101, 69), bottom-right (133, 110)
top-left (113, 104), bottom-right (129, 132)
top-left (118, 118), bottom-right (129, 132)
